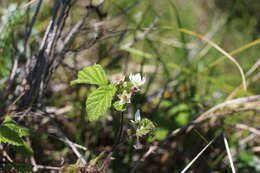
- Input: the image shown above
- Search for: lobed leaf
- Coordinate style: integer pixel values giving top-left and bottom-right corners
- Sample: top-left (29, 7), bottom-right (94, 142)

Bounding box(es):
top-left (71, 64), bottom-right (108, 86)
top-left (0, 125), bottom-right (24, 146)
top-left (86, 85), bottom-right (117, 122)
top-left (136, 118), bottom-right (155, 137)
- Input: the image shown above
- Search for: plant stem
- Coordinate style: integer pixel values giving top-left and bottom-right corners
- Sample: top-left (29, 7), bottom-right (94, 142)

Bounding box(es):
top-left (113, 112), bottom-right (124, 150)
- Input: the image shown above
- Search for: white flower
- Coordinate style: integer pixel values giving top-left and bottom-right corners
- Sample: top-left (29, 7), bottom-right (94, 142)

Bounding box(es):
top-left (134, 109), bottom-right (141, 121)
top-left (131, 109), bottom-right (141, 123)
top-left (129, 73), bottom-right (146, 88)
top-left (118, 90), bottom-right (131, 105)
top-left (111, 73), bottom-right (125, 84)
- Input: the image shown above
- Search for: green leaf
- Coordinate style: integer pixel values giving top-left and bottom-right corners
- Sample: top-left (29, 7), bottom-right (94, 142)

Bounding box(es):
top-left (71, 64), bottom-right (108, 86)
top-left (15, 143), bottom-right (34, 157)
top-left (148, 128), bottom-right (168, 142)
top-left (13, 163), bottom-right (33, 173)
top-left (113, 101), bottom-right (127, 112)
top-left (62, 161), bottom-right (84, 173)
top-left (0, 125), bottom-right (24, 146)
top-left (239, 152), bottom-right (254, 163)
top-left (0, 117), bottom-right (31, 146)
top-left (175, 112), bottom-right (189, 126)
top-left (136, 118), bottom-right (155, 137)
top-left (3, 117), bottom-right (31, 137)
top-left (89, 152), bottom-right (105, 166)
top-left (62, 164), bottom-right (81, 173)
top-left (87, 85), bottom-right (117, 122)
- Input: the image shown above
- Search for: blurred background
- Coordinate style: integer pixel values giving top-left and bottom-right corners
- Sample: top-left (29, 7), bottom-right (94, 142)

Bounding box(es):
top-left (0, 0), bottom-right (260, 172)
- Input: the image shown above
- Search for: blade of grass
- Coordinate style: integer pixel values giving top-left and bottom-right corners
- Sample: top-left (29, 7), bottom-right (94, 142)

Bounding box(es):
top-left (178, 28), bottom-right (247, 91)
top-left (194, 95), bottom-right (260, 123)
top-left (121, 30), bottom-right (234, 92)
top-left (226, 59), bottom-right (260, 100)
top-left (167, 62), bottom-right (235, 91)
top-left (22, 0), bottom-right (37, 8)
top-left (181, 134), bottom-right (219, 173)
top-left (223, 133), bottom-right (236, 173)
top-left (160, 26), bottom-right (247, 91)
top-left (121, 47), bottom-right (154, 59)
top-left (167, 0), bottom-right (188, 59)
top-left (207, 39), bottom-right (260, 70)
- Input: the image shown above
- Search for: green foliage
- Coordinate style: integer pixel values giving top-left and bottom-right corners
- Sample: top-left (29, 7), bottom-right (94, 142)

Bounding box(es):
top-left (62, 163), bottom-right (83, 173)
top-left (2, 116), bottom-right (31, 137)
top-left (62, 154), bottom-right (105, 173)
top-left (0, 116), bottom-right (32, 157)
top-left (14, 163), bottom-right (33, 173)
top-left (15, 143), bottom-right (34, 157)
top-left (148, 128), bottom-right (169, 142)
top-left (5, 163), bottom-right (33, 173)
top-left (237, 151), bottom-right (260, 171)
top-left (0, 125), bottom-right (24, 146)
top-left (87, 85), bottom-right (117, 122)
top-left (72, 64), bottom-right (118, 122)
top-left (1, 1), bottom-right (259, 172)
top-left (71, 64), bottom-right (108, 86)
top-left (122, 47), bottom-right (154, 59)
top-left (132, 118), bottom-right (155, 137)
top-left (0, 3), bottom-right (26, 88)
top-left (89, 152), bottom-right (105, 168)
top-left (113, 100), bottom-right (127, 112)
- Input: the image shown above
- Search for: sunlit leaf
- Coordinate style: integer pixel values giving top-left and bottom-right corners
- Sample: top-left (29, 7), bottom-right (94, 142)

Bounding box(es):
top-left (136, 118), bottom-right (155, 137)
top-left (3, 116), bottom-right (31, 137)
top-left (87, 85), bottom-right (117, 122)
top-left (71, 64), bottom-right (108, 86)
top-left (113, 101), bottom-right (126, 112)
top-left (0, 126), bottom-right (24, 146)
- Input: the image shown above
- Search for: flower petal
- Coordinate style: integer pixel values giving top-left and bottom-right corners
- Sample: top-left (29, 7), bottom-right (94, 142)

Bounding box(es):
top-left (134, 109), bottom-right (141, 121)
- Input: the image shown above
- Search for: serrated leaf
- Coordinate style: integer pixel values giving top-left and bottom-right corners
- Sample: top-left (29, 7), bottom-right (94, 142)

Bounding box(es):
top-left (87, 85), bottom-right (117, 122)
top-left (71, 64), bottom-right (108, 86)
top-left (3, 117), bottom-right (31, 137)
top-left (136, 118), bottom-right (155, 137)
top-left (0, 125), bottom-right (24, 146)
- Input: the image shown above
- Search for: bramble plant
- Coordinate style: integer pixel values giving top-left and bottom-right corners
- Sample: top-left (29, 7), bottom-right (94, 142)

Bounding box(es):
top-left (0, 116), bottom-right (30, 146)
top-left (0, 116), bottom-right (33, 160)
top-left (2, 1), bottom-right (260, 172)
top-left (71, 64), bottom-right (155, 137)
